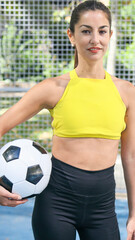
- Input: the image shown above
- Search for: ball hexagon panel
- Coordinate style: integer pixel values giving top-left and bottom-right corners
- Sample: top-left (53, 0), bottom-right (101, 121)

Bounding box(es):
top-left (19, 146), bottom-right (41, 167)
top-left (12, 180), bottom-right (36, 198)
top-left (35, 174), bottom-right (51, 194)
top-left (2, 146), bottom-right (21, 162)
top-left (11, 139), bottom-right (31, 147)
top-left (0, 175), bottom-right (13, 192)
top-left (4, 160), bottom-right (27, 183)
top-left (0, 157), bottom-right (7, 177)
top-left (26, 164), bottom-right (43, 185)
top-left (39, 154), bottom-right (52, 176)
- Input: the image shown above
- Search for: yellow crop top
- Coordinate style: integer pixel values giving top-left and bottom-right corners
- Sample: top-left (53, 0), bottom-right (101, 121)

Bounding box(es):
top-left (49, 69), bottom-right (126, 140)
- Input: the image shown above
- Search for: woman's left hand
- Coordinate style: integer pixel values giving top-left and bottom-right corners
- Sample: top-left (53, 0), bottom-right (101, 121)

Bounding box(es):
top-left (127, 217), bottom-right (135, 240)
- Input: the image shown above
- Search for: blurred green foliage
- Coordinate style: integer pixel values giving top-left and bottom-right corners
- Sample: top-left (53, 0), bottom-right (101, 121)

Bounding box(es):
top-left (0, 1), bottom-right (134, 82)
top-left (119, 0), bottom-right (135, 70)
top-left (0, 23), bottom-right (53, 82)
top-left (0, 96), bottom-right (53, 151)
top-left (115, 0), bottom-right (135, 78)
top-left (0, 1), bottom-right (73, 83)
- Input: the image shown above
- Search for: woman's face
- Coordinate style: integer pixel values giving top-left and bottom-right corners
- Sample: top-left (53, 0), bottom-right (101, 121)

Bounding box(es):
top-left (68, 10), bottom-right (112, 63)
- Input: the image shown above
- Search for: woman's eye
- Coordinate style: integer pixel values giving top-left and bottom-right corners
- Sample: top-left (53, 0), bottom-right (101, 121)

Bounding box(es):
top-left (99, 30), bottom-right (107, 35)
top-left (82, 30), bottom-right (91, 34)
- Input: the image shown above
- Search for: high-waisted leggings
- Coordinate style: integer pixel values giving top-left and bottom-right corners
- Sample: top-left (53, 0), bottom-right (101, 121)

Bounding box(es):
top-left (32, 155), bottom-right (120, 240)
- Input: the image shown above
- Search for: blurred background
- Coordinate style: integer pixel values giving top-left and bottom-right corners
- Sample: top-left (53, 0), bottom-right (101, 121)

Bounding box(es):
top-left (0, 0), bottom-right (135, 202)
top-left (0, 0), bottom-right (135, 239)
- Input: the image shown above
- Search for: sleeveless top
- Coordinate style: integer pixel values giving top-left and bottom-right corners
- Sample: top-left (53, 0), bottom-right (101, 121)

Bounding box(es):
top-left (49, 69), bottom-right (126, 140)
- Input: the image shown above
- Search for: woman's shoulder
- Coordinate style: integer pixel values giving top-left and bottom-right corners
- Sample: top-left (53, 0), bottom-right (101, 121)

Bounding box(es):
top-left (111, 75), bottom-right (135, 108)
top-left (41, 72), bottom-right (70, 88)
top-left (34, 72), bottom-right (71, 95)
top-left (34, 72), bottom-right (71, 109)
top-left (111, 75), bottom-right (133, 86)
top-left (111, 75), bottom-right (134, 91)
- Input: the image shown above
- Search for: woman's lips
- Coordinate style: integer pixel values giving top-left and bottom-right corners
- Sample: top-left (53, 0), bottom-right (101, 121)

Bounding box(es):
top-left (88, 47), bottom-right (102, 53)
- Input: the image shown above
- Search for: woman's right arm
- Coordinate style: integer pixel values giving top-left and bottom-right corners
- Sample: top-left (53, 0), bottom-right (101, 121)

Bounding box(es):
top-left (0, 77), bottom-right (61, 206)
top-left (0, 78), bottom-right (59, 138)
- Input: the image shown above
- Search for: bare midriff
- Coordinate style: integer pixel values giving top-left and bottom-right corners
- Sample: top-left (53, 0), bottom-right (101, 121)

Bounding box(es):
top-left (52, 135), bottom-right (120, 171)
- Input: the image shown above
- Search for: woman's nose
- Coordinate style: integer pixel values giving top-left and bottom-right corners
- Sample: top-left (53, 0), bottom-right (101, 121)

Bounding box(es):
top-left (90, 33), bottom-right (100, 45)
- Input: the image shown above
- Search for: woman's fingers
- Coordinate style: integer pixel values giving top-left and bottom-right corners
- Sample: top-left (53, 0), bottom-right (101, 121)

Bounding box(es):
top-left (0, 197), bottom-right (28, 207)
top-left (0, 186), bottom-right (28, 207)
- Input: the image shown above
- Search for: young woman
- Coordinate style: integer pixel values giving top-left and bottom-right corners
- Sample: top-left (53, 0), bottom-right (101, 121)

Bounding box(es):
top-left (0, 1), bottom-right (135, 240)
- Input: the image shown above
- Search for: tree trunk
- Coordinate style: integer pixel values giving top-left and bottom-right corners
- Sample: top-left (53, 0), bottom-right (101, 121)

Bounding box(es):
top-left (107, 14), bottom-right (117, 76)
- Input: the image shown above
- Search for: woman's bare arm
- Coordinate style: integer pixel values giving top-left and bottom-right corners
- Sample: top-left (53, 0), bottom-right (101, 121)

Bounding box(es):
top-left (0, 77), bottom-right (60, 138)
top-left (121, 82), bottom-right (135, 240)
top-left (0, 76), bottom-right (63, 206)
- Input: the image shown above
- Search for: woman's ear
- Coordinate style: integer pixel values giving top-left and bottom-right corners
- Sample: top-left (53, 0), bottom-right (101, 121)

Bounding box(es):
top-left (67, 28), bottom-right (75, 47)
top-left (110, 30), bottom-right (113, 38)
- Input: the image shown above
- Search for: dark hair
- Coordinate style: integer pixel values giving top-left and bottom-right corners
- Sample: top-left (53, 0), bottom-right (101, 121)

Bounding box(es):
top-left (69, 0), bottom-right (112, 68)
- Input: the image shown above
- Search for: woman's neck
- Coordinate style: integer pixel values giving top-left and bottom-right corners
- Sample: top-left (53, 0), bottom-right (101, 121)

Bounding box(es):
top-left (75, 59), bottom-right (105, 79)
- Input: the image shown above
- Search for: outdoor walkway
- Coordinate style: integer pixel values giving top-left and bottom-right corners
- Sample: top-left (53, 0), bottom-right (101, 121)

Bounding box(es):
top-left (0, 198), bottom-right (128, 240)
top-left (0, 155), bottom-right (128, 240)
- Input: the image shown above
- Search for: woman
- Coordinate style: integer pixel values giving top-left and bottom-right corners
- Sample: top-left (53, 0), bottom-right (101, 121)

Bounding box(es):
top-left (0, 1), bottom-right (135, 239)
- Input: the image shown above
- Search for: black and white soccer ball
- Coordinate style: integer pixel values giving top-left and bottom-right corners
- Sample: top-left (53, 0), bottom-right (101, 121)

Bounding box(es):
top-left (0, 139), bottom-right (52, 199)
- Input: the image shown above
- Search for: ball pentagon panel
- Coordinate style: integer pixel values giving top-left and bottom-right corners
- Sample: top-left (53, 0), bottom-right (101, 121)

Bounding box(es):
top-left (3, 146), bottom-right (21, 162)
top-left (26, 164), bottom-right (43, 185)
top-left (0, 175), bottom-right (13, 192)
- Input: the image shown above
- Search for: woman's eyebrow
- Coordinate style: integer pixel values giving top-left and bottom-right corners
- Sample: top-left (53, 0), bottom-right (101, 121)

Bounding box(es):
top-left (79, 24), bottom-right (109, 29)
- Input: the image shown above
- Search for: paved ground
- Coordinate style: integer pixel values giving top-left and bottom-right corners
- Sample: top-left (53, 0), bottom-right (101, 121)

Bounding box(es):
top-left (0, 154), bottom-right (128, 240)
top-left (0, 198), bottom-right (128, 240)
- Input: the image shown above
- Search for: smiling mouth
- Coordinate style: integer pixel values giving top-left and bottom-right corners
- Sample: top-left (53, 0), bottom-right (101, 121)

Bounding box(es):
top-left (88, 48), bottom-right (102, 53)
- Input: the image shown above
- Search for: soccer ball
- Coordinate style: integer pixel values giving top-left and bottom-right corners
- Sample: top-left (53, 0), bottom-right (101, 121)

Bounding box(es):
top-left (0, 139), bottom-right (52, 199)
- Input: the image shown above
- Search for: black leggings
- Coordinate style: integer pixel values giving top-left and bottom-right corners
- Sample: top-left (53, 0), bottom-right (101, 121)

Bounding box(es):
top-left (32, 155), bottom-right (120, 240)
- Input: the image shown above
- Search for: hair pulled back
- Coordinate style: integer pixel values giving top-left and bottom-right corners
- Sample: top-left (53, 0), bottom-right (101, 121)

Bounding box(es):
top-left (69, 0), bottom-right (112, 68)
